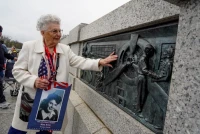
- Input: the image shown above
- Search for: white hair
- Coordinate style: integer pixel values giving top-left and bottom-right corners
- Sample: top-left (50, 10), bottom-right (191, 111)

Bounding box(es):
top-left (36, 14), bottom-right (61, 31)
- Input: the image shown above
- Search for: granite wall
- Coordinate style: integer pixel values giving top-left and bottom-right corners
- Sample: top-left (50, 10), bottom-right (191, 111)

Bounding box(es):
top-left (79, 0), bottom-right (179, 42)
top-left (164, 0), bottom-right (200, 134)
top-left (59, 0), bottom-right (200, 133)
top-left (164, 0), bottom-right (184, 5)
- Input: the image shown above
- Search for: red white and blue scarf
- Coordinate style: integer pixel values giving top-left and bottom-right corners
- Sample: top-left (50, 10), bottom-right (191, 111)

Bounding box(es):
top-left (38, 44), bottom-right (68, 90)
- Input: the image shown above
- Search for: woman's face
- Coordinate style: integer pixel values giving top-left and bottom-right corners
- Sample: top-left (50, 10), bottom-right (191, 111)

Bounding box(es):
top-left (41, 23), bottom-right (62, 47)
top-left (47, 100), bottom-right (58, 113)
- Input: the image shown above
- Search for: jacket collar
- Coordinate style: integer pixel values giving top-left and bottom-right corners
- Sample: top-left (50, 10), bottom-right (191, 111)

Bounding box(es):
top-left (34, 39), bottom-right (64, 54)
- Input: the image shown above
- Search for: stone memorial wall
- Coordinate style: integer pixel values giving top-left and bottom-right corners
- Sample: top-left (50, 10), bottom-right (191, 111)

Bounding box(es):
top-left (60, 0), bottom-right (200, 134)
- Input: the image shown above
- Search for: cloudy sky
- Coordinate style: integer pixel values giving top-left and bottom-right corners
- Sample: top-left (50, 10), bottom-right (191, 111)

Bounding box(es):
top-left (0, 0), bottom-right (130, 43)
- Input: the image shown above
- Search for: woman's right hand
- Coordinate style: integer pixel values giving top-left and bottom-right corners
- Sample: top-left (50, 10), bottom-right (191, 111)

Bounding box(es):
top-left (34, 78), bottom-right (49, 89)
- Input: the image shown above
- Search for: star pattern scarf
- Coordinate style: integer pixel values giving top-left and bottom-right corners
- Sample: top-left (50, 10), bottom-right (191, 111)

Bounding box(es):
top-left (38, 45), bottom-right (68, 90)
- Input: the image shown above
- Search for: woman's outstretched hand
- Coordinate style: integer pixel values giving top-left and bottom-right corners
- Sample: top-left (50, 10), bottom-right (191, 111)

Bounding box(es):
top-left (99, 52), bottom-right (118, 68)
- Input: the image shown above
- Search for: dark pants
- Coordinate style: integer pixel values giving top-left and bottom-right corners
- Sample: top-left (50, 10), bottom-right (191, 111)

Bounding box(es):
top-left (0, 74), bottom-right (6, 103)
top-left (8, 126), bottom-right (52, 134)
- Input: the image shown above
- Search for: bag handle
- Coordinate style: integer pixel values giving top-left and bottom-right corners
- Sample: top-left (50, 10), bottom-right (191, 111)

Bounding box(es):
top-left (22, 85), bottom-right (24, 92)
top-left (55, 53), bottom-right (59, 81)
top-left (56, 53), bottom-right (59, 71)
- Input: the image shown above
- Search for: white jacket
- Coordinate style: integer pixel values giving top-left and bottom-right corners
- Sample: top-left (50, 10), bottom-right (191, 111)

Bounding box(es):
top-left (12, 39), bottom-right (102, 132)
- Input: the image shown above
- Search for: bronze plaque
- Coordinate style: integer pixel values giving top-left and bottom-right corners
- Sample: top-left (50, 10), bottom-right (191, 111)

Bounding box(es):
top-left (81, 23), bottom-right (178, 133)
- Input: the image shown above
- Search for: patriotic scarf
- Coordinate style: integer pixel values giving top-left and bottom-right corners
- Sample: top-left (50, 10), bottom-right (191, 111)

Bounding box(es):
top-left (38, 44), bottom-right (68, 90)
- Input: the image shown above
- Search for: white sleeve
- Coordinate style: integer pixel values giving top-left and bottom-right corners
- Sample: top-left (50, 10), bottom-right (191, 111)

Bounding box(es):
top-left (68, 47), bottom-right (103, 71)
top-left (12, 43), bottom-right (37, 89)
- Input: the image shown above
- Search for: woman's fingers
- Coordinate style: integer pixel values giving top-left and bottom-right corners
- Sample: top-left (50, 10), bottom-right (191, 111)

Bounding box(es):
top-left (99, 52), bottom-right (118, 67)
top-left (38, 84), bottom-right (48, 89)
top-left (106, 64), bottom-right (113, 68)
top-left (109, 51), bottom-right (115, 56)
top-left (108, 53), bottom-right (118, 61)
top-left (41, 79), bottom-right (49, 84)
top-left (39, 79), bottom-right (49, 89)
top-left (34, 78), bottom-right (49, 89)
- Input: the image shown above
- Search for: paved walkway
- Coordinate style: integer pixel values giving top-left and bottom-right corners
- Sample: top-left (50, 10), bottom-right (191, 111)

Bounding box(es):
top-left (0, 84), bottom-right (17, 134)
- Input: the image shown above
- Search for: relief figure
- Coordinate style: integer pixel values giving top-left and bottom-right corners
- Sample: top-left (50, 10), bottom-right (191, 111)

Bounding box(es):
top-left (81, 34), bottom-right (175, 132)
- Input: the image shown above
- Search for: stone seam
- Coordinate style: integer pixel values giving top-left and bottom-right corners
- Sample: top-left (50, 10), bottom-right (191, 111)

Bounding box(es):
top-left (69, 90), bottom-right (110, 134)
top-left (75, 103), bottom-right (105, 134)
top-left (93, 127), bottom-right (112, 134)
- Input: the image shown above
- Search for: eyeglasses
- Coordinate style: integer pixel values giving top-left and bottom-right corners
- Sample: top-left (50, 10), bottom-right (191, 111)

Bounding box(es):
top-left (46, 29), bottom-right (63, 35)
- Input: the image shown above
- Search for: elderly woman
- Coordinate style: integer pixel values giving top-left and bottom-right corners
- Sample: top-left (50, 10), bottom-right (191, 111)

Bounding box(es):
top-left (8, 14), bottom-right (117, 134)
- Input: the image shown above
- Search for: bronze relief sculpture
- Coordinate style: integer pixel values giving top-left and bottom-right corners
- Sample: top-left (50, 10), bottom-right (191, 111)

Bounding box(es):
top-left (81, 23), bottom-right (177, 133)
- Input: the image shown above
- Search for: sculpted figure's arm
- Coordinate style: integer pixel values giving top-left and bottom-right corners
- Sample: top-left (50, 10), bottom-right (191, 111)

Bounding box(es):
top-left (139, 57), bottom-right (162, 79)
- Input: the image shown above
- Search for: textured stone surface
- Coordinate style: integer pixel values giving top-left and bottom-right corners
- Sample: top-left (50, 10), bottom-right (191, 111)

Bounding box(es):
top-left (94, 128), bottom-right (111, 134)
top-left (60, 35), bottom-right (69, 45)
top-left (164, 0), bottom-right (186, 6)
top-left (66, 92), bottom-right (85, 134)
top-left (69, 90), bottom-right (84, 107)
top-left (69, 43), bottom-right (81, 77)
top-left (64, 98), bottom-right (74, 134)
top-left (80, 0), bottom-right (180, 41)
top-left (53, 131), bottom-right (63, 134)
top-left (64, 90), bottom-right (110, 134)
top-left (164, 0), bottom-right (200, 134)
top-left (64, 90), bottom-right (84, 134)
top-left (69, 73), bottom-right (75, 91)
top-left (72, 109), bottom-right (90, 134)
top-left (0, 84), bottom-right (17, 134)
top-left (74, 103), bottom-right (106, 134)
top-left (0, 113), bottom-right (13, 134)
top-left (69, 23), bottom-right (87, 44)
top-left (74, 79), bottom-right (154, 134)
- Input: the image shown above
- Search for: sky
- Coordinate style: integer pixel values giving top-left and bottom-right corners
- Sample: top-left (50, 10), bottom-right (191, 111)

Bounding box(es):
top-left (0, 0), bottom-right (130, 43)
